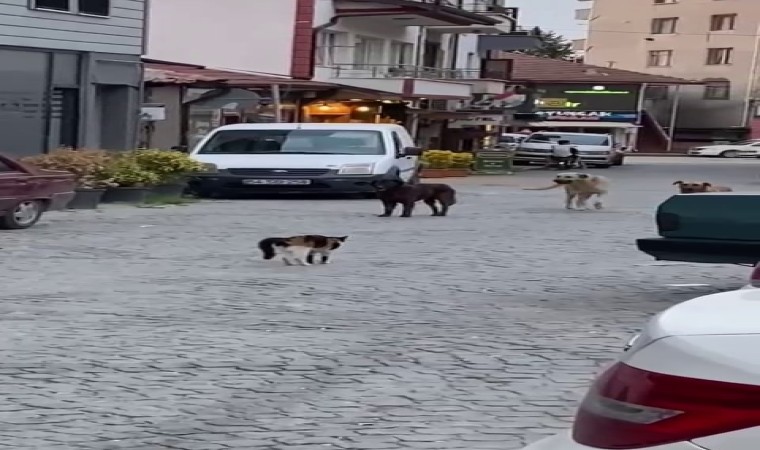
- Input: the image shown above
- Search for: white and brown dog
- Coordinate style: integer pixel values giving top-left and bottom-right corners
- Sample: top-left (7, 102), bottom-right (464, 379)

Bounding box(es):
top-left (524, 172), bottom-right (610, 210)
top-left (673, 181), bottom-right (732, 194)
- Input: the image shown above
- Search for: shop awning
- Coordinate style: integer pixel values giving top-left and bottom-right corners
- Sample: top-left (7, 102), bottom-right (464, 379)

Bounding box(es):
top-left (527, 121), bottom-right (640, 129)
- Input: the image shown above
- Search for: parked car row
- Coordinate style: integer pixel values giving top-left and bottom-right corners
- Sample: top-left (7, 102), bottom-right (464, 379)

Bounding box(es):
top-left (502, 132), bottom-right (628, 168)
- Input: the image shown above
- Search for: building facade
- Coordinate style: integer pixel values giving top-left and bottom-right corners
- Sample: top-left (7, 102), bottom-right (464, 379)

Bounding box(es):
top-left (582, 0), bottom-right (760, 139)
top-left (146, 0), bottom-right (540, 149)
top-left (0, 0), bottom-right (146, 157)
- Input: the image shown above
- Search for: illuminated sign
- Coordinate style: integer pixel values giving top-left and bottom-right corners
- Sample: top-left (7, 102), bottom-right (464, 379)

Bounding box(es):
top-left (537, 110), bottom-right (639, 122)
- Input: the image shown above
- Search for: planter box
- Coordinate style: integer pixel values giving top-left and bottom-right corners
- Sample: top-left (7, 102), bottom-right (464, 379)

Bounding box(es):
top-left (67, 188), bottom-right (105, 209)
top-left (101, 187), bottom-right (150, 204)
top-left (150, 183), bottom-right (186, 198)
top-left (420, 168), bottom-right (470, 178)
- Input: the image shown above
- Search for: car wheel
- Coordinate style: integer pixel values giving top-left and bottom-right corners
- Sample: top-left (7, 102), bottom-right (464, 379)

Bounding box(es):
top-left (613, 159), bottom-right (624, 166)
top-left (721, 150), bottom-right (740, 158)
top-left (0, 200), bottom-right (44, 230)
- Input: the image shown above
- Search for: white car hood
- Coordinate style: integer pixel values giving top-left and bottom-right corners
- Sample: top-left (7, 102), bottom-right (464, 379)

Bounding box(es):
top-left (191, 154), bottom-right (385, 170)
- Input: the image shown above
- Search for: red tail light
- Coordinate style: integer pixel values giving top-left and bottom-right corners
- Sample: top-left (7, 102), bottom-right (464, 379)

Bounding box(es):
top-left (749, 263), bottom-right (760, 288)
top-left (573, 362), bottom-right (760, 449)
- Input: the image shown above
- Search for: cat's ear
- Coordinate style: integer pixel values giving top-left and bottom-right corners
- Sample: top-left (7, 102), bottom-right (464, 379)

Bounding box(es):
top-left (338, 236), bottom-right (348, 241)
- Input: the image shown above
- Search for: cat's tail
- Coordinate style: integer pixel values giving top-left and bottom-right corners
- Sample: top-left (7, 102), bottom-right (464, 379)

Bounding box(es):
top-left (258, 238), bottom-right (286, 260)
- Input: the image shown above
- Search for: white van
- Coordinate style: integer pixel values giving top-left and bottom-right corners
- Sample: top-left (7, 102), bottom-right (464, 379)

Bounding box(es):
top-left (516, 131), bottom-right (624, 168)
top-left (186, 123), bottom-right (422, 196)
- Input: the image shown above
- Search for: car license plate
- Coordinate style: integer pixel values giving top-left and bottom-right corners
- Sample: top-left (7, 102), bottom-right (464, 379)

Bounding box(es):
top-left (242, 179), bottom-right (311, 185)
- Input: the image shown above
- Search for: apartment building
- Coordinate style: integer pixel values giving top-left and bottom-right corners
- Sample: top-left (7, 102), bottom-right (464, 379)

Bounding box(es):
top-left (0, 0), bottom-right (147, 156)
top-left (581, 0), bottom-right (760, 138)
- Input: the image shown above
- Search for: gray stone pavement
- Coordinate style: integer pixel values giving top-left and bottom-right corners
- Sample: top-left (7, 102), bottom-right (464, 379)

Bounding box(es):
top-left (2, 157), bottom-right (758, 449)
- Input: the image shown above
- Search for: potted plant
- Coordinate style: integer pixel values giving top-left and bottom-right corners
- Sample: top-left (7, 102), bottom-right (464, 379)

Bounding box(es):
top-left (21, 148), bottom-right (116, 209)
top-left (449, 152), bottom-right (473, 177)
top-left (99, 153), bottom-right (160, 203)
top-left (132, 149), bottom-right (205, 199)
top-left (420, 150), bottom-right (454, 178)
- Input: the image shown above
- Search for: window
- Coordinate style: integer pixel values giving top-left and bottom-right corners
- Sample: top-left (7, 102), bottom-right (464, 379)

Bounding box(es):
top-left (0, 161), bottom-right (13, 172)
top-left (389, 42), bottom-right (414, 68)
top-left (32, 0), bottom-right (69, 11)
top-left (353, 36), bottom-right (384, 69)
top-left (31, 0), bottom-right (109, 15)
top-left (706, 47), bottom-right (733, 65)
top-left (648, 50), bottom-right (673, 67)
top-left (391, 132), bottom-right (404, 154)
top-left (651, 17), bottom-right (678, 34)
top-left (645, 85), bottom-right (670, 100)
top-left (710, 14), bottom-right (736, 31)
top-left (315, 32), bottom-right (338, 66)
top-left (78, 0), bottom-right (109, 16)
top-left (703, 80), bottom-right (731, 99)
top-left (197, 130), bottom-right (387, 156)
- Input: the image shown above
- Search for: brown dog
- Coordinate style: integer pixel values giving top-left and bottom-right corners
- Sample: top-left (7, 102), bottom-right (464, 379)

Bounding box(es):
top-left (371, 178), bottom-right (456, 217)
top-left (673, 181), bottom-right (733, 194)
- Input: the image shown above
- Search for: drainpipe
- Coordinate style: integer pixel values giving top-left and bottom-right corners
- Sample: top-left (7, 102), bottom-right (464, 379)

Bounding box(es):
top-left (740, 23), bottom-right (760, 128)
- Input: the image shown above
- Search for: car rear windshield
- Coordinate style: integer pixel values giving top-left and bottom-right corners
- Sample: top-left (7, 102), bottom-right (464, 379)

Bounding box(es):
top-left (196, 129), bottom-right (387, 155)
top-left (525, 133), bottom-right (610, 146)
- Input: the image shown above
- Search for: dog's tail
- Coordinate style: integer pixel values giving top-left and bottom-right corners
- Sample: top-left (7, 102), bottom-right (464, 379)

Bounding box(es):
top-left (523, 184), bottom-right (561, 191)
top-left (258, 238), bottom-right (287, 260)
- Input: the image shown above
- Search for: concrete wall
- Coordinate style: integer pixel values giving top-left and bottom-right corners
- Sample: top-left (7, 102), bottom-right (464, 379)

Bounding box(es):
top-left (143, 86), bottom-right (183, 149)
top-left (146, 0), bottom-right (297, 75)
top-left (0, 0), bottom-right (145, 55)
top-left (585, 0), bottom-right (760, 129)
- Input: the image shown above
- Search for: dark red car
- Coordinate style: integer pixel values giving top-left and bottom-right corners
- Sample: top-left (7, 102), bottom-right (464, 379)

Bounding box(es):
top-left (0, 154), bottom-right (76, 229)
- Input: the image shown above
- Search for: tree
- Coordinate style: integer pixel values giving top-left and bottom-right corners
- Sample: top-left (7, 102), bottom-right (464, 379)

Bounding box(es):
top-left (521, 27), bottom-right (575, 60)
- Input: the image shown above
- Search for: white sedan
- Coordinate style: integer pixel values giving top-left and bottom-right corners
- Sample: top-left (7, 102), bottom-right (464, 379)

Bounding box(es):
top-left (688, 140), bottom-right (760, 157)
top-left (521, 288), bottom-right (760, 450)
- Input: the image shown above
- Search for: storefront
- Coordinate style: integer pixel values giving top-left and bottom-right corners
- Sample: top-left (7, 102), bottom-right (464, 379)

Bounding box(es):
top-left (301, 100), bottom-right (406, 125)
top-left (511, 84), bottom-right (643, 148)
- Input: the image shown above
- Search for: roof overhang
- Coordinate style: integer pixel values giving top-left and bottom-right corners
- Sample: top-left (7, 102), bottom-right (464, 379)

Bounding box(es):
top-left (335, 0), bottom-right (499, 26)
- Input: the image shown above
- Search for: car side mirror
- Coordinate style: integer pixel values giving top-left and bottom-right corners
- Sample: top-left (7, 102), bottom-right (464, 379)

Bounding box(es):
top-left (399, 146), bottom-right (422, 157)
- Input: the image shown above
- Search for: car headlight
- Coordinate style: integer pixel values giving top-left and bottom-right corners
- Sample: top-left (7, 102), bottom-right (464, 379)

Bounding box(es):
top-left (337, 164), bottom-right (374, 175)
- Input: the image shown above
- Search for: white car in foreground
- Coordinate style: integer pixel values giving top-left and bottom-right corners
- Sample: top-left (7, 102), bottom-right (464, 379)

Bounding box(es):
top-left (522, 288), bottom-right (760, 450)
top-left (688, 140), bottom-right (760, 157)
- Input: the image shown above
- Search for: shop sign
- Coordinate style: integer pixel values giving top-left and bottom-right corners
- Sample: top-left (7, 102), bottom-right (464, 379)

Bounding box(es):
top-left (537, 110), bottom-right (638, 122)
top-left (448, 115), bottom-right (506, 128)
top-left (457, 85), bottom-right (539, 114)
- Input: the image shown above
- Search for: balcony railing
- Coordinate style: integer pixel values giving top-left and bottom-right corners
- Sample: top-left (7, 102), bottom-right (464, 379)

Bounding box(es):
top-left (330, 64), bottom-right (487, 80)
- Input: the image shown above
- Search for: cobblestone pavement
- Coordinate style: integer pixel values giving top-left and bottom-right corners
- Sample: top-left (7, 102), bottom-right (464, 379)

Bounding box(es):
top-left (2, 158), bottom-right (757, 449)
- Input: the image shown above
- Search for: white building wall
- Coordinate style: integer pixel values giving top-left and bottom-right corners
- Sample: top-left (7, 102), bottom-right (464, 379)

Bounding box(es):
top-left (146, 0), bottom-right (297, 76)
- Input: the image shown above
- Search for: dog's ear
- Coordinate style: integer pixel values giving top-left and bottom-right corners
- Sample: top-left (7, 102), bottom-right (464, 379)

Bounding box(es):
top-left (672, 181), bottom-right (683, 186)
top-left (702, 182), bottom-right (712, 187)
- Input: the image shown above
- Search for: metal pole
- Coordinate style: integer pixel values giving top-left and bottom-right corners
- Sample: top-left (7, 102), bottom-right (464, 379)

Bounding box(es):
top-left (271, 84), bottom-right (283, 122)
top-left (740, 23), bottom-right (760, 127)
top-left (666, 85), bottom-right (680, 152)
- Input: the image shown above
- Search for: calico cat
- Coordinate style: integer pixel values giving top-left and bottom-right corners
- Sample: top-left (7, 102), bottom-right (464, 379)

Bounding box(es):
top-left (258, 235), bottom-right (348, 266)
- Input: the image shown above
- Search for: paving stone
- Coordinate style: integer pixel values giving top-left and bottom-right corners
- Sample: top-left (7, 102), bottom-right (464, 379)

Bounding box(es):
top-left (0, 162), bottom-right (751, 449)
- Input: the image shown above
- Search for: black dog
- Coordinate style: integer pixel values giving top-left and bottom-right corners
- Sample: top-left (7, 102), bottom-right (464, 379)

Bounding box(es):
top-left (371, 179), bottom-right (457, 217)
